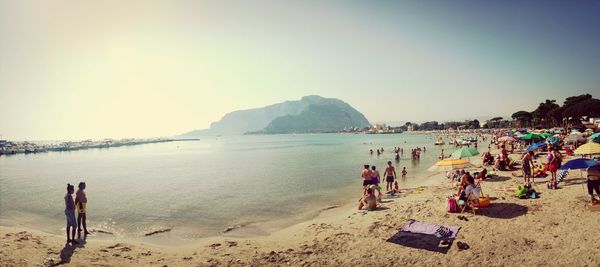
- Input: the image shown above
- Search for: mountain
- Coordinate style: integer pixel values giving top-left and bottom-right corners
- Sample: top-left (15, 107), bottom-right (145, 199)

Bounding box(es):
top-left (262, 102), bottom-right (370, 134)
top-left (178, 95), bottom-right (370, 137)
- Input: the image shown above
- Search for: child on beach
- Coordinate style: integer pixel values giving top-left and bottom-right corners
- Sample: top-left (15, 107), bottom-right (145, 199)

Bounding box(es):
top-left (64, 184), bottom-right (78, 244)
top-left (75, 182), bottom-right (90, 238)
top-left (402, 167), bottom-right (407, 178)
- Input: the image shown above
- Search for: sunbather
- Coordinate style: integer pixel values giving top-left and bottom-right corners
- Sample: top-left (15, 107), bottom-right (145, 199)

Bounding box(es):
top-left (358, 188), bottom-right (377, 211)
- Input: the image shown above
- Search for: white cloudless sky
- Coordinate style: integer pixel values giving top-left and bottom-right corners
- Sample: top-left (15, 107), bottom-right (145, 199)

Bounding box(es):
top-left (1, 1), bottom-right (598, 140)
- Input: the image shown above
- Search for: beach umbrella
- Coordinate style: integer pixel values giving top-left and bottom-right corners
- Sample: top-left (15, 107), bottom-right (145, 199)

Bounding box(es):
top-left (526, 142), bottom-right (546, 153)
top-left (574, 143), bottom-right (600, 155)
top-left (540, 133), bottom-right (552, 138)
top-left (520, 133), bottom-right (543, 141)
top-left (546, 136), bottom-right (559, 145)
top-left (450, 147), bottom-right (479, 159)
top-left (559, 158), bottom-right (599, 171)
top-left (497, 136), bottom-right (516, 142)
top-left (428, 158), bottom-right (475, 172)
top-left (565, 134), bottom-right (586, 143)
top-left (588, 132), bottom-right (600, 140)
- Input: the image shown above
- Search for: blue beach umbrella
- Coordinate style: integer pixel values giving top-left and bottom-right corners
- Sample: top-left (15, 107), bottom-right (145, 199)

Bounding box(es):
top-left (526, 142), bottom-right (546, 153)
top-left (546, 136), bottom-right (559, 145)
top-left (589, 132), bottom-right (600, 140)
top-left (559, 158), bottom-right (599, 170)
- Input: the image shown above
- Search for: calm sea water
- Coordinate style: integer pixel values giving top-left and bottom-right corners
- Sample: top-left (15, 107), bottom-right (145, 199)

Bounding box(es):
top-left (0, 134), bottom-right (454, 242)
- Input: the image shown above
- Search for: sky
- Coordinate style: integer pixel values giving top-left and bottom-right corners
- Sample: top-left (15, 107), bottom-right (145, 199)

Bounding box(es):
top-left (1, 0), bottom-right (599, 140)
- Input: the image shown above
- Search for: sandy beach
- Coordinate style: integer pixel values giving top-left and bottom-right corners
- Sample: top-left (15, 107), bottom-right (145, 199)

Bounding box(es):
top-left (2, 143), bottom-right (600, 267)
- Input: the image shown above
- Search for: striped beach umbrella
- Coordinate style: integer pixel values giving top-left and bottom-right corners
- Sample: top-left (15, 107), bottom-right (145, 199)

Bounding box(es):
top-left (573, 143), bottom-right (600, 155)
top-left (450, 147), bottom-right (479, 159)
top-left (428, 158), bottom-right (476, 172)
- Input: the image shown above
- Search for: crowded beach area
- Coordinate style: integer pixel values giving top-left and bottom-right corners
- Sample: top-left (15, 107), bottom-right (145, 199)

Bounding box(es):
top-left (2, 128), bottom-right (599, 266)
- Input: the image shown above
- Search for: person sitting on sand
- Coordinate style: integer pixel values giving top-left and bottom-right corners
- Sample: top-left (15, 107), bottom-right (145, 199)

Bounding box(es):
top-left (75, 182), bottom-right (90, 238)
top-left (458, 176), bottom-right (479, 203)
top-left (358, 187), bottom-right (377, 211)
top-left (64, 184), bottom-right (78, 244)
top-left (384, 161), bottom-right (396, 192)
top-left (458, 171), bottom-right (472, 195)
top-left (475, 169), bottom-right (487, 180)
top-left (587, 165), bottom-right (600, 206)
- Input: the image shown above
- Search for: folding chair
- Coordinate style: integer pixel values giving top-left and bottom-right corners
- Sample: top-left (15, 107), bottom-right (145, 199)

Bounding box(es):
top-left (460, 188), bottom-right (481, 215)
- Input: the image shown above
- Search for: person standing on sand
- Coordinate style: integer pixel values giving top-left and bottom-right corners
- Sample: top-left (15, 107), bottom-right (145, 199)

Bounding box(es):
top-left (361, 165), bottom-right (372, 193)
top-left (64, 184), bottom-right (78, 244)
top-left (371, 166), bottom-right (382, 202)
top-left (75, 182), bottom-right (90, 238)
top-left (384, 161), bottom-right (396, 192)
top-left (521, 152), bottom-right (534, 184)
top-left (547, 147), bottom-right (558, 187)
top-left (586, 165), bottom-right (600, 206)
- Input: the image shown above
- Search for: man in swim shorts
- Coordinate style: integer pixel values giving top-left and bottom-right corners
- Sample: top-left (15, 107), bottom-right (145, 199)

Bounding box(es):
top-left (361, 165), bottom-right (372, 194)
top-left (384, 161), bottom-right (396, 192)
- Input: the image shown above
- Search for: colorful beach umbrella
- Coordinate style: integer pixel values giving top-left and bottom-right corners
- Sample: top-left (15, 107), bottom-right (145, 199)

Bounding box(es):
top-left (540, 133), bottom-right (552, 138)
top-left (588, 132), bottom-right (600, 140)
top-left (526, 142), bottom-right (546, 153)
top-left (559, 158), bottom-right (599, 170)
top-left (520, 133), bottom-right (543, 140)
top-left (565, 134), bottom-right (586, 143)
top-left (428, 158), bottom-right (475, 172)
top-left (450, 147), bottom-right (479, 159)
top-left (573, 143), bottom-right (600, 155)
top-left (497, 136), bottom-right (516, 142)
top-left (546, 136), bottom-right (559, 145)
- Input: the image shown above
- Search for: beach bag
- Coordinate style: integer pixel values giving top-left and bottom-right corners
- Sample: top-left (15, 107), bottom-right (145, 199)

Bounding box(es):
top-left (447, 197), bottom-right (458, 213)
top-left (479, 195), bottom-right (490, 207)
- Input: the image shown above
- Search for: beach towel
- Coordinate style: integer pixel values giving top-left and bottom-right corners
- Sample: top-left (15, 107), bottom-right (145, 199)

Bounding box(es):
top-left (387, 220), bottom-right (461, 253)
top-left (557, 170), bottom-right (568, 184)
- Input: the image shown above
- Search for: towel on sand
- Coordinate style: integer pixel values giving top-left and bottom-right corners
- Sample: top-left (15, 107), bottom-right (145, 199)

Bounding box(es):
top-left (386, 220), bottom-right (461, 253)
top-left (400, 219), bottom-right (460, 239)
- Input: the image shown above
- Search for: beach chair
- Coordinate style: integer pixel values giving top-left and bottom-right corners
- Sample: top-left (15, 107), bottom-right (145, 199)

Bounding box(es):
top-left (460, 188), bottom-right (481, 215)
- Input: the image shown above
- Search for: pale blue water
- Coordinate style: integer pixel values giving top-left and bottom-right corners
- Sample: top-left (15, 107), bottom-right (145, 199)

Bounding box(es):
top-left (0, 134), bottom-right (452, 241)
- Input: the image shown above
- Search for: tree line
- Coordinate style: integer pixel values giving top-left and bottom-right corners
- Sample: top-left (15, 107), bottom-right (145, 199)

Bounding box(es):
top-left (400, 93), bottom-right (599, 131)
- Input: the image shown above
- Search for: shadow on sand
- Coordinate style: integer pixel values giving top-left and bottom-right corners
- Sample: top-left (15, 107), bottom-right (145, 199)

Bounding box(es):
top-left (485, 176), bottom-right (512, 182)
top-left (562, 178), bottom-right (587, 186)
top-left (52, 238), bottom-right (87, 266)
top-left (477, 202), bottom-right (528, 219)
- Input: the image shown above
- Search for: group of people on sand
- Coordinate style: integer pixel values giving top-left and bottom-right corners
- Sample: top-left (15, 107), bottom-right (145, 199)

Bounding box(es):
top-left (358, 161), bottom-right (406, 210)
top-left (64, 182), bottom-right (89, 244)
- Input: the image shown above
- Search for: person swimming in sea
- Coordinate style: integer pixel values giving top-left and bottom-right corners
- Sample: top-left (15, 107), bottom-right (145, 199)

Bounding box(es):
top-left (402, 167), bottom-right (407, 178)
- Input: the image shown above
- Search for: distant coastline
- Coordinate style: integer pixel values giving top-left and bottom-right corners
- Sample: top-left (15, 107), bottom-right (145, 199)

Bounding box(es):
top-left (0, 138), bottom-right (199, 156)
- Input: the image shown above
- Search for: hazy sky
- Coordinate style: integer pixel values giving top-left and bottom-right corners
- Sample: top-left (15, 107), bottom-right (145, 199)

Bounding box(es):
top-left (1, 1), bottom-right (599, 140)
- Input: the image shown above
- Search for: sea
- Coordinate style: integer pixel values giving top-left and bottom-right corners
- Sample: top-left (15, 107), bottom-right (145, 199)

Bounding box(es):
top-left (0, 133), bottom-right (456, 243)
